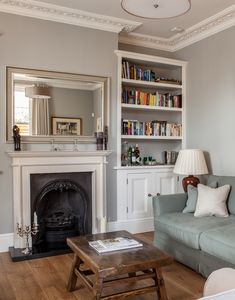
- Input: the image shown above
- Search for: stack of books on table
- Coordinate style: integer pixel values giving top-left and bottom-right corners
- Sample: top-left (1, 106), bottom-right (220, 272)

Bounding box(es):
top-left (88, 237), bottom-right (143, 254)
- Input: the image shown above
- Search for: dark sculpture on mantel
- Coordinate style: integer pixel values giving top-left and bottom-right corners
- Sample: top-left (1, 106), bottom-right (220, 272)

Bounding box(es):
top-left (13, 125), bottom-right (21, 151)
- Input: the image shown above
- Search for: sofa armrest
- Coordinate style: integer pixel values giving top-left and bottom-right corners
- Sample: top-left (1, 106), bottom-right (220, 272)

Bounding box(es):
top-left (152, 193), bottom-right (187, 217)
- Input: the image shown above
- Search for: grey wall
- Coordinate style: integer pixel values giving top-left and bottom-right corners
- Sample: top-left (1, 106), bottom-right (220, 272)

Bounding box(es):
top-left (120, 27), bottom-right (235, 176)
top-left (174, 27), bottom-right (235, 175)
top-left (50, 87), bottom-right (94, 136)
top-left (0, 12), bottom-right (118, 234)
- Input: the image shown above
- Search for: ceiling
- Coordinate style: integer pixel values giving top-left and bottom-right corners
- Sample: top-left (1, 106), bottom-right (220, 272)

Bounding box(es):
top-left (0, 0), bottom-right (234, 51)
top-left (37, 0), bottom-right (235, 39)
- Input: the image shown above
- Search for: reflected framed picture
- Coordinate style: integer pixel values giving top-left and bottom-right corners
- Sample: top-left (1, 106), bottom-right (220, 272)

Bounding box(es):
top-left (52, 117), bottom-right (82, 136)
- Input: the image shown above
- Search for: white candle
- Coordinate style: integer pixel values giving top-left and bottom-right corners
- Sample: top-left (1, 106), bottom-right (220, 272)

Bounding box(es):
top-left (100, 217), bottom-right (106, 233)
top-left (17, 217), bottom-right (22, 227)
top-left (34, 212), bottom-right (38, 225)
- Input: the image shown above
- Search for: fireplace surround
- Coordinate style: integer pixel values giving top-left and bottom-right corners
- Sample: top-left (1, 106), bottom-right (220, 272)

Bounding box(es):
top-left (7, 150), bottom-right (111, 251)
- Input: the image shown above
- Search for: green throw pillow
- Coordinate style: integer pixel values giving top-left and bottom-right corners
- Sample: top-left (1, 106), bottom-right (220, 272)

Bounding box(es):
top-left (182, 181), bottom-right (218, 213)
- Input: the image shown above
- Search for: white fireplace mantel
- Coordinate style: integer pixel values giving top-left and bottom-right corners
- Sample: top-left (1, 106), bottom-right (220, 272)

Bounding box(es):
top-left (7, 150), bottom-right (112, 248)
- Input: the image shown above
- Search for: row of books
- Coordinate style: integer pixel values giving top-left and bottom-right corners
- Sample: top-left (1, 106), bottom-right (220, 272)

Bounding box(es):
top-left (122, 61), bottom-right (182, 85)
top-left (122, 60), bottom-right (156, 82)
top-left (122, 89), bottom-right (182, 108)
top-left (122, 119), bottom-right (182, 137)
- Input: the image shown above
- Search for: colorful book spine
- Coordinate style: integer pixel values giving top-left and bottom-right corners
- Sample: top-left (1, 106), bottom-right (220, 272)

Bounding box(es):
top-left (122, 88), bottom-right (182, 108)
top-left (122, 119), bottom-right (182, 137)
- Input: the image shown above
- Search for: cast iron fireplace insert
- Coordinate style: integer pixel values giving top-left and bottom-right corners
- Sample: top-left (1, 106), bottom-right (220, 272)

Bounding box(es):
top-left (31, 172), bottom-right (92, 256)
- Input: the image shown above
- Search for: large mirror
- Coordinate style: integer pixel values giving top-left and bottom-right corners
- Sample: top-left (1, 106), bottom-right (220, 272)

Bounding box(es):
top-left (6, 67), bottom-right (109, 143)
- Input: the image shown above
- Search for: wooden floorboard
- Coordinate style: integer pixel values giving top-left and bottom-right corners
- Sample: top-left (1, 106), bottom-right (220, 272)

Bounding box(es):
top-left (0, 233), bottom-right (205, 300)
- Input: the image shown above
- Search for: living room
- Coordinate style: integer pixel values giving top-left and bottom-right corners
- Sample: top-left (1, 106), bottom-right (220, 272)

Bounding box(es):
top-left (0, 0), bottom-right (235, 299)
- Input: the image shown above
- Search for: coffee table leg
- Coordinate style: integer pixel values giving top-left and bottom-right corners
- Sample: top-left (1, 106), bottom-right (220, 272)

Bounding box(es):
top-left (93, 276), bottom-right (103, 300)
top-left (154, 268), bottom-right (168, 300)
top-left (67, 254), bottom-right (81, 292)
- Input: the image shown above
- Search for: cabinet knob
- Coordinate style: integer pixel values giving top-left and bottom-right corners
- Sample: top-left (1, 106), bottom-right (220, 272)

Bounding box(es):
top-left (148, 193), bottom-right (153, 197)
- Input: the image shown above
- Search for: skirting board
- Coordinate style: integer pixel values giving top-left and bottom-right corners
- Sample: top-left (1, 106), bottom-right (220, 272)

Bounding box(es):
top-left (0, 233), bottom-right (14, 253)
top-left (107, 218), bottom-right (154, 234)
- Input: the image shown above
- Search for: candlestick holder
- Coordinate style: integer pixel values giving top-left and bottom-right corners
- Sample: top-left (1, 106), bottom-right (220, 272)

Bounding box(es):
top-left (17, 223), bottom-right (39, 255)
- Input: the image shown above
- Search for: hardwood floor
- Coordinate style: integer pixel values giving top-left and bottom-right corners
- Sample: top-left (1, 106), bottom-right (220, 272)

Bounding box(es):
top-left (0, 233), bottom-right (205, 300)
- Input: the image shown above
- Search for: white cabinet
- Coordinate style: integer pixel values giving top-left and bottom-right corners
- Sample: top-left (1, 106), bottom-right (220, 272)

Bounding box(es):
top-left (111, 166), bottom-right (177, 233)
top-left (153, 172), bottom-right (176, 195)
top-left (127, 173), bottom-right (153, 219)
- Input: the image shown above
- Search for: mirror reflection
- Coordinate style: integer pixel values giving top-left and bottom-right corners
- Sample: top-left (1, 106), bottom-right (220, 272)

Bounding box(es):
top-left (7, 67), bottom-right (108, 142)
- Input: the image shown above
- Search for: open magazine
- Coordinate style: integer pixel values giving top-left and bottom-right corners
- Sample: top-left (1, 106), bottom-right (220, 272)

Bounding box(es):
top-left (88, 237), bottom-right (143, 254)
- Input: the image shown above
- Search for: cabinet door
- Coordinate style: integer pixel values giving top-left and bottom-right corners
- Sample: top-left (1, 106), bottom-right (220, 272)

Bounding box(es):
top-left (127, 173), bottom-right (153, 219)
top-left (154, 172), bottom-right (176, 196)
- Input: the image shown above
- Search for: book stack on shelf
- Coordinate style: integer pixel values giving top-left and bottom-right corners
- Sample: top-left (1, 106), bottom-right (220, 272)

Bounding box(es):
top-left (122, 119), bottom-right (182, 137)
top-left (122, 89), bottom-right (182, 108)
top-left (122, 60), bottom-right (155, 82)
top-left (122, 60), bottom-right (182, 85)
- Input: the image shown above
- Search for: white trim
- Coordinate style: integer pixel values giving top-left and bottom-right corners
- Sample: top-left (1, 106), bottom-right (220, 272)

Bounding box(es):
top-left (7, 150), bottom-right (112, 158)
top-left (0, 0), bottom-right (141, 34)
top-left (107, 218), bottom-right (154, 234)
top-left (171, 4), bottom-right (235, 51)
top-left (119, 5), bottom-right (235, 52)
top-left (0, 233), bottom-right (14, 252)
top-left (119, 33), bottom-right (173, 52)
top-left (115, 49), bottom-right (187, 66)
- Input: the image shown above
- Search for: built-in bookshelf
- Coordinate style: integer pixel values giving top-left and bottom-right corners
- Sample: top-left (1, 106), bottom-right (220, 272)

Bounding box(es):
top-left (115, 50), bottom-right (187, 168)
top-left (113, 51), bottom-right (187, 232)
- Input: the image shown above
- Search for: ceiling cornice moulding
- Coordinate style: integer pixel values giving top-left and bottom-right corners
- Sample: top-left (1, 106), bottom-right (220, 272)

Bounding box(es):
top-left (119, 5), bottom-right (235, 52)
top-left (0, 0), bottom-right (141, 33)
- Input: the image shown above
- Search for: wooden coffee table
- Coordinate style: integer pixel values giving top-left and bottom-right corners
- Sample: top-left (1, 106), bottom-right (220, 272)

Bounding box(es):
top-left (67, 230), bottom-right (172, 300)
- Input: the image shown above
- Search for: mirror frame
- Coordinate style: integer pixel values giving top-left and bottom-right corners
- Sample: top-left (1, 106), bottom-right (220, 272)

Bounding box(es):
top-left (6, 66), bottom-right (110, 143)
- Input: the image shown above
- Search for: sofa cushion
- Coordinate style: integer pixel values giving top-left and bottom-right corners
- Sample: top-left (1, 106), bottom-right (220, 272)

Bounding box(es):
top-left (194, 184), bottom-right (230, 217)
top-left (200, 225), bottom-right (235, 265)
top-left (183, 181), bottom-right (218, 214)
top-left (156, 213), bottom-right (235, 250)
top-left (207, 176), bottom-right (235, 214)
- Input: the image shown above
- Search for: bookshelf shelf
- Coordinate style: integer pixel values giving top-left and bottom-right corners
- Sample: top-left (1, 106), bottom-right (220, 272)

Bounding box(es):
top-left (121, 135), bottom-right (182, 140)
top-left (122, 78), bottom-right (182, 90)
top-left (121, 103), bottom-right (183, 112)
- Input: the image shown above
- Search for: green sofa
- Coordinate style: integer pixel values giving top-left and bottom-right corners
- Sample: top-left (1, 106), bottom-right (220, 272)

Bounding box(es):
top-left (153, 175), bottom-right (235, 278)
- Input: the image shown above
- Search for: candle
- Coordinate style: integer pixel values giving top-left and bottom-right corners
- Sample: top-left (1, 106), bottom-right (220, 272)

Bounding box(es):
top-left (34, 212), bottom-right (38, 225)
top-left (17, 217), bottom-right (22, 227)
top-left (100, 217), bottom-right (107, 233)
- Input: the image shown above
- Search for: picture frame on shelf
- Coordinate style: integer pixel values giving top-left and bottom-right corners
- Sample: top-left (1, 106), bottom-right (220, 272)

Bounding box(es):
top-left (52, 117), bottom-right (82, 136)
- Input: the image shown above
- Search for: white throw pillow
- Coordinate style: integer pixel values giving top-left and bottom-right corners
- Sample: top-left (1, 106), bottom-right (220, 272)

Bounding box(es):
top-left (194, 184), bottom-right (230, 217)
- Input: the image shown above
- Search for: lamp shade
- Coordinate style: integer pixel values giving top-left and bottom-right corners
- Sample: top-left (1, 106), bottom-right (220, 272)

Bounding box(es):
top-left (25, 85), bottom-right (51, 99)
top-left (173, 149), bottom-right (208, 175)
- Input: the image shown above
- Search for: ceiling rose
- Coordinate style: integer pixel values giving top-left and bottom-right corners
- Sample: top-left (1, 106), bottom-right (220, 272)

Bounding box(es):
top-left (121, 0), bottom-right (191, 19)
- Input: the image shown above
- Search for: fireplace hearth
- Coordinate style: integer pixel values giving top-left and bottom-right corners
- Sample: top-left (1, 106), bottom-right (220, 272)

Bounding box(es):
top-left (31, 173), bottom-right (92, 254)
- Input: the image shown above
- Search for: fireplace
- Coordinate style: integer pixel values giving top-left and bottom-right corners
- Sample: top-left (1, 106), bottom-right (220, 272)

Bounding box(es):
top-left (7, 150), bottom-right (111, 260)
top-left (31, 172), bottom-right (92, 253)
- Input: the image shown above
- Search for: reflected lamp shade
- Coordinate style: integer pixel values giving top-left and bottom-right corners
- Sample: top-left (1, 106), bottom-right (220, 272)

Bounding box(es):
top-left (173, 149), bottom-right (208, 192)
top-left (25, 85), bottom-right (51, 99)
top-left (121, 0), bottom-right (191, 19)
